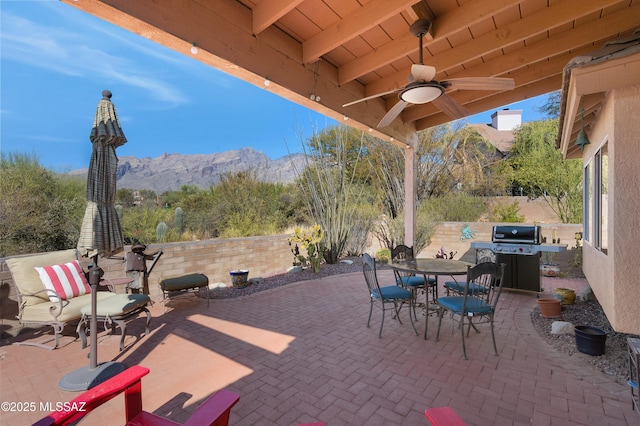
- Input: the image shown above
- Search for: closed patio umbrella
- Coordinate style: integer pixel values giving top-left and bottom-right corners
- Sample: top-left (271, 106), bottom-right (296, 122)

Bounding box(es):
top-left (77, 90), bottom-right (126, 259)
top-left (60, 90), bottom-right (128, 391)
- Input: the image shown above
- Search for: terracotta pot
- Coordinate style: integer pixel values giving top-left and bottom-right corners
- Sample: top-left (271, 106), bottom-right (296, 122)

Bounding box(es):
top-left (537, 298), bottom-right (561, 318)
top-left (554, 287), bottom-right (576, 305)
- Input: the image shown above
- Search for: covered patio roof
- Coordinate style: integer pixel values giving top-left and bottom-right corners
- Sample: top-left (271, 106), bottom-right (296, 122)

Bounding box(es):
top-left (60, 0), bottom-right (640, 246)
top-left (61, 0), bottom-right (639, 149)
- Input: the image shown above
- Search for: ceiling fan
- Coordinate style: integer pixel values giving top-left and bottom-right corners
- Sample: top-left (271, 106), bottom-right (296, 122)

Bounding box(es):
top-left (343, 20), bottom-right (515, 128)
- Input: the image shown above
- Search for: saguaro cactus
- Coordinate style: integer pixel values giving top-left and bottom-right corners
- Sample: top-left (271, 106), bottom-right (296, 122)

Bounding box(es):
top-left (175, 207), bottom-right (183, 233)
top-left (156, 222), bottom-right (168, 242)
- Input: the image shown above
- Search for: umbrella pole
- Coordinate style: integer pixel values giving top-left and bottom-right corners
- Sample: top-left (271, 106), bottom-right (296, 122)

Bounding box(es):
top-left (89, 255), bottom-right (99, 370)
top-left (58, 255), bottom-right (126, 391)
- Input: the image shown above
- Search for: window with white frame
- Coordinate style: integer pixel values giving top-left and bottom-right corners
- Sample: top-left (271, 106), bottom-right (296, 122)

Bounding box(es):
top-left (587, 142), bottom-right (608, 254)
top-left (583, 161), bottom-right (591, 243)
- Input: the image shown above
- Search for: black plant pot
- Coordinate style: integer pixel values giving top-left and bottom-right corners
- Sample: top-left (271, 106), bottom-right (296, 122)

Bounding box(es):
top-left (575, 325), bottom-right (607, 356)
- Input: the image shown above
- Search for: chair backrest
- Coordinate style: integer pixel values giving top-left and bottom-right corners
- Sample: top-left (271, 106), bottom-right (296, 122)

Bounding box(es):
top-left (362, 253), bottom-right (381, 295)
top-left (6, 249), bottom-right (79, 306)
top-left (391, 245), bottom-right (414, 261)
top-left (462, 262), bottom-right (505, 312)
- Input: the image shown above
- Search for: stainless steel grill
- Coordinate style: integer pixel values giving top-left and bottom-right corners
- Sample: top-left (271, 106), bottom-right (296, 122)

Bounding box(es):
top-left (471, 225), bottom-right (567, 292)
top-left (491, 225), bottom-right (542, 255)
top-left (492, 225), bottom-right (541, 244)
top-left (473, 225), bottom-right (562, 256)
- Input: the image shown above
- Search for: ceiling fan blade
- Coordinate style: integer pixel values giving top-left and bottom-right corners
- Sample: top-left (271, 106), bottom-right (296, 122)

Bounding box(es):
top-left (431, 93), bottom-right (468, 119)
top-left (442, 77), bottom-right (515, 91)
top-left (378, 100), bottom-right (409, 128)
top-left (342, 88), bottom-right (402, 108)
top-left (411, 64), bottom-right (436, 82)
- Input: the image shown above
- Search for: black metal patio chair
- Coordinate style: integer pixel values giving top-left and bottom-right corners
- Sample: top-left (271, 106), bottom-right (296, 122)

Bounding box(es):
top-left (362, 253), bottom-right (418, 338)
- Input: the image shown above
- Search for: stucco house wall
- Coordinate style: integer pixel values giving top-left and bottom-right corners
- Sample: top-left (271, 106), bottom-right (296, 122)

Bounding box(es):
top-left (580, 85), bottom-right (640, 334)
top-left (611, 85), bottom-right (640, 332)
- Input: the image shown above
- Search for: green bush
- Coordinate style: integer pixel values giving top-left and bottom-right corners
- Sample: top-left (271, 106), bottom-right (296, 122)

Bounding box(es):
top-left (120, 206), bottom-right (173, 245)
top-left (490, 200), bottom-right (525, 223)
top-left (343, 204), bottom-right (377, 256)
top-left (376, 248), bottom-right (391, 263)
top-left (422, 192), bottom-right (487, 222)
top-left (0, 153), bottom-right (85, 256)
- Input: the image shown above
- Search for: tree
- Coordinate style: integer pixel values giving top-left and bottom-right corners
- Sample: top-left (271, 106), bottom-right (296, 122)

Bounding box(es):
top-left (540, 90), bottom-right (561, 119)
top-left (116, 188), bottom-right (136, 207)
top-left (366, 123), bottom-right (505, 222)
top-left (500, 120), bottom-right (582, 223)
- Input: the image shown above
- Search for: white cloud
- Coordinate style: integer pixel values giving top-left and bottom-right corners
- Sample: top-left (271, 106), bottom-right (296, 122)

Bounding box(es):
top-left (1, 5), bottom-right (188, 105)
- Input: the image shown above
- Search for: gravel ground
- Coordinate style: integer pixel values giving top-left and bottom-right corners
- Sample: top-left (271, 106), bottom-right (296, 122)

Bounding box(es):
top-left (531, 299), bottom-right (636, 384)
top-left (208, 257), bottom-right (636, 384)
top-left (208, 256), bottom-right (367, 299)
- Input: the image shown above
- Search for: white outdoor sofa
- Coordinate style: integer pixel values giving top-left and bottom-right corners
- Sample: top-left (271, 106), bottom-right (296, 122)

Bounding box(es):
top-left (6, 249), bottom-right (150, 350)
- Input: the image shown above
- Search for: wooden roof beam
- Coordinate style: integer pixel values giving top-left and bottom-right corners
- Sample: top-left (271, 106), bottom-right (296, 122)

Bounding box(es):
top-left (436, 6), bottom-right (640, 81)
top-left (363, 0), bottom-right (622, 99)
top-left (302, 0), bottom-right (417, 64)
top-left (338, 0), bottom-right (524, 85)
top-left (252, 0), bottom-right (304, 35)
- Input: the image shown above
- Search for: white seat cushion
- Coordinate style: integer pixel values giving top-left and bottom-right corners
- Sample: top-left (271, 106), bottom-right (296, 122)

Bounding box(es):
top-left (80, 294), bottom-right (150, 317)
top-left (20, 292), bottom-right (116, 323)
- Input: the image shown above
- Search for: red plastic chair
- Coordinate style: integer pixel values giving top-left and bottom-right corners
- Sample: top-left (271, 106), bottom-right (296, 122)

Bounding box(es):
top-left (425, 407), bottom-right (466, 426)
top-left (33, 366), bottom-right (239, 426)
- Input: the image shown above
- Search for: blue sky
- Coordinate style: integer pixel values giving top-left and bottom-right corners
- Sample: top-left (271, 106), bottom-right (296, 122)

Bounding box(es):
top-left (1, 1), bottom-right (551, 172)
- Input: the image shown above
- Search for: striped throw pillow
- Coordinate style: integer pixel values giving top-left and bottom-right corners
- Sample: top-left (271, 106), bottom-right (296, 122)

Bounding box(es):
top-left (35, 261), bottom-right (91, 302)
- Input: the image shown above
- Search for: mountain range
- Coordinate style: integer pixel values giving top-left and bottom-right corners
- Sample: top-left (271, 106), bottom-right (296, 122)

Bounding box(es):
top-left (72, 148), bottom-right (304, 193)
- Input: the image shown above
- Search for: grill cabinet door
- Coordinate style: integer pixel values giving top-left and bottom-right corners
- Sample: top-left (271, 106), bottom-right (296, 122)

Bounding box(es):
top-left (496, 253), bottom-right (541, 291)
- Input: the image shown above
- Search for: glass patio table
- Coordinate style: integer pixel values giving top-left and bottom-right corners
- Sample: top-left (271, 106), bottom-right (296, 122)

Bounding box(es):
top-left (388, 258), bottom-right (474, 339)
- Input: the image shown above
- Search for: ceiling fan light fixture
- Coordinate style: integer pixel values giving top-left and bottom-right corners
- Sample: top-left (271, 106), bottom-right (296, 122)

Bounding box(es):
top-left (399, 83), bottom-right (443, 104)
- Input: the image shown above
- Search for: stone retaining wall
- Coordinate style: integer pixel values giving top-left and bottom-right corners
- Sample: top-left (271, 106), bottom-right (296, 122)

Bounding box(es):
top-left (0, 222), bottom-right (583, 338)
top-left (0, 235), bottom-right (293, 338)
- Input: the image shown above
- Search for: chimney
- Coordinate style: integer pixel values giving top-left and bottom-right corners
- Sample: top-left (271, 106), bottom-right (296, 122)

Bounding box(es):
top-left (491, 109), bottom-right (522, 131)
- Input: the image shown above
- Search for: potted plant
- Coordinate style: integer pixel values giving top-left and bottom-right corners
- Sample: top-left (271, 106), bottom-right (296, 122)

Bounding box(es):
top-left (541, 251), bottom-right (560, 277)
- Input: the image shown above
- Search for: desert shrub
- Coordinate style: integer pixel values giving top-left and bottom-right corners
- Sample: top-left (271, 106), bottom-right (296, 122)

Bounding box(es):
top-left (0, 153), bottom-right (85, 256)
top-left (210, 170), bottom-right (291, 237)
top-left (376, 248), bottom-right (391, 263)
top-left (373, 207), bottom-right (440, 254)
top-left (343, 204), bottom-right (377, 256)
top-left (120, 206), bottom-right (173, 245)
top-left (422, 192), bottom-right (486, 222)
top-left (490, 200), bottom-right (525, 223)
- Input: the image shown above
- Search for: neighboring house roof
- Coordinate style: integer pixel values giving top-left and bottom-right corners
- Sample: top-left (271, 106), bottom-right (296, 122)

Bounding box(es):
top-left (467, 123), bottom-right (516, 155)
top-left (557, 29), bottom-right (640, 158)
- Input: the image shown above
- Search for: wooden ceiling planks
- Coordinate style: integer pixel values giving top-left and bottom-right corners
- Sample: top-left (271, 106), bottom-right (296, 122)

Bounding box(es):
top-left (62, 0), bottom-right (639, 141)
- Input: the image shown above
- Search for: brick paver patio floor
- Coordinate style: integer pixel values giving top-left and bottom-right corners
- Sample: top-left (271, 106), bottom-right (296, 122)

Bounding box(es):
top-left (0, 271), bottom-right (636, 425)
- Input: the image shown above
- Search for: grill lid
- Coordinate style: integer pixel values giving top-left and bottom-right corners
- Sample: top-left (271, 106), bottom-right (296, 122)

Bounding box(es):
top-left (492, 225), bottom-right (541, 244)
